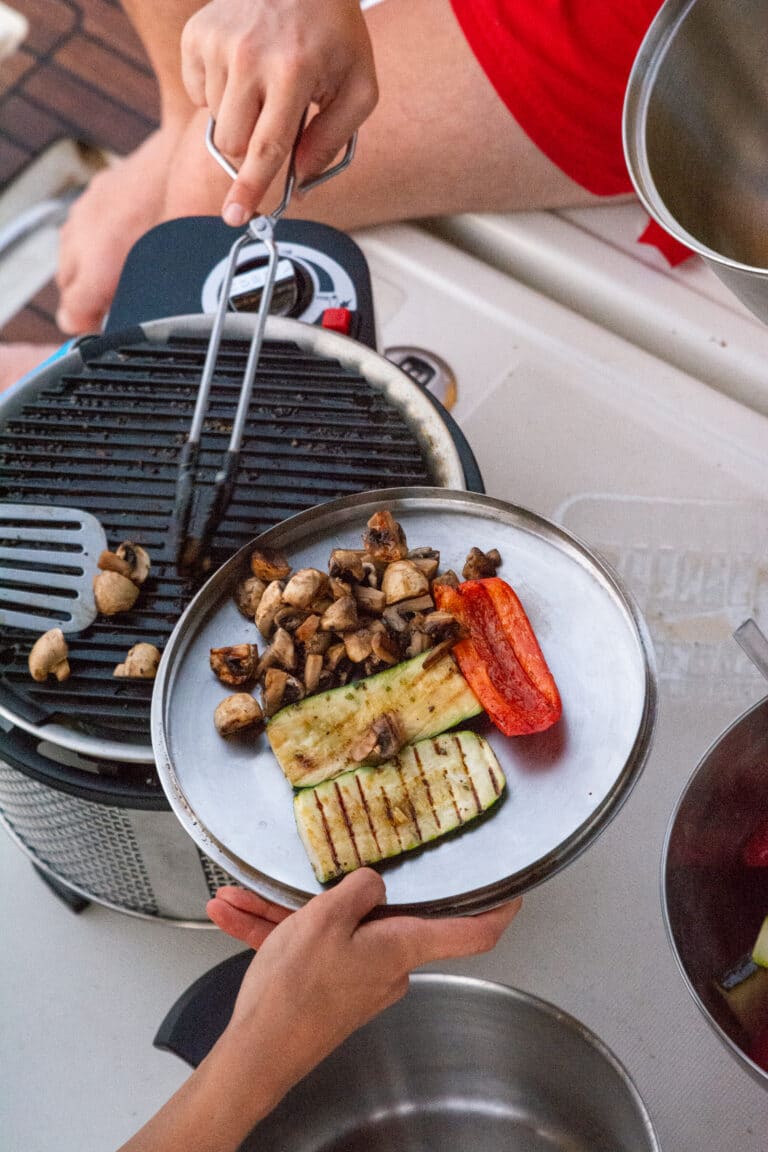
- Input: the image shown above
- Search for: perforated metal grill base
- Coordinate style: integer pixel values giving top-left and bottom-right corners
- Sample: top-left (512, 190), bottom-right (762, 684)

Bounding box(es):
top-left (0, 759), bottom-right (238, 923)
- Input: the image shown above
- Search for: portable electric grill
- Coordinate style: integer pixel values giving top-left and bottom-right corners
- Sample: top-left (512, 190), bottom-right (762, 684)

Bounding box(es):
top-left (0, 214), bottom-right (482, 922)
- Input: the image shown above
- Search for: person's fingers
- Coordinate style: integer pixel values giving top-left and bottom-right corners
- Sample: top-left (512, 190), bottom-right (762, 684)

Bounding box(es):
top-left (377, 897), bottom-right (523, 969)
top-left (204, 62), bottom-right (229, 126)
top-left (213, 885), bottom-right (293, 924)
top-left (180, 30), bottom-right (207, 109)
top-left (222, 80), bottom-right (310, 225)
top-left (55, 285), bottom-right (109, 335)
top-left (207, 895), bottom-right (285, 947)
top-left (314, 868), bottom-right (387, 933)
top-left (213, 67), bottom-right (264, 162)
top-left (296, 75), bottom-right (378, 186)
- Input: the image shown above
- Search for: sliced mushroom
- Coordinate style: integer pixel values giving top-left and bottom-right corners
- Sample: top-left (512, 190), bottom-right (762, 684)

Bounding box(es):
top-left (93, 570), bottom-right (140, 616)
top-left (210, 643), bottom-right (259, 686)
top-left (422, 610), bottom-right (461, 641)
top-left (328, 549), bottom-right (366, 583)
top-left (431, 569), bottom-right (460, 590)
top-left (283, 568), bottom-right (329, 610)
top-left (344, 628), bottom-right (374, 664)
top-left (352, 584), bottom-right (386, 615)
top-left (234, 575), bottom-right (267, 618)
top-left (462, 546), bottom-right (502, 580)
top-left (263, 668), bottom-right (304, 717)
top-left (254, 580), bottom-right (284, 638)
top-left (329, 576), bottom-right (352, 600)
top-left (381, 560), bottom-right (430, 605)
top-left (214, 693), bottom-right (264, 737)
top-left (371, 629), bottom-right (401, 666)
top-left (266, 627), bottom-right (296, 671)
top-left (324, 643), bottom-right (347, 672)
top-left (116, 542), bottom-right (151, 585)
top-left (97, 549), bottom-right (133, 579)
top-left (28, 628), bottom-right (70, 683)
top-left (320, 595), bottom-right (359, 633)
top-left (273, 605), bottom-right (309, 633)
top-left (304, 652), bottom-right (324, 695)
top-left (405, 631), bottom-right (432, 659)
top-left (114, 643), bottom-right (161, 679)
top-left (362, 510), bottom-right (408, 565)
top-left (361, 559), bottom-right (379, 588)
top-left (382, 604), bottom-right (408, 634)
top-left (294, 614), bottom-right (321, 645)
top-left (250, 546), bottom-right (291, 582)
top-left (304, 629), bottom-right (333, 657)
top-left (349, 711), bottom-right (405, 765)
top-left (393, 593), bottom-right (434, 616)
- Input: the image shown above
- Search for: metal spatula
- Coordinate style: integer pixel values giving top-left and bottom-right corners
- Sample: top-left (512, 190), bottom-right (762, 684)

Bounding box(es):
top-left (0, 504), bottom-right (107, 633)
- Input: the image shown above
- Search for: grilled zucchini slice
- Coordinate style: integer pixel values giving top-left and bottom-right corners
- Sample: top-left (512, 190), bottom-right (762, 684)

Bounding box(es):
top-left (267, 648), bottom-right (482, 788)
top-left (293, 730), bottom-right (505, 882)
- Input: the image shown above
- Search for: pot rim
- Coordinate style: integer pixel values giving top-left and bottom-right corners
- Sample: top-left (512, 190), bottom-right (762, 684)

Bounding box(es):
top-left (623, 0), bottom-right (768, 277)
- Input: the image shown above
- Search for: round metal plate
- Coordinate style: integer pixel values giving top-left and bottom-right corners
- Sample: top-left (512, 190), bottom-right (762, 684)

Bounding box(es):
top-left (152, 488), bottom-right (657, 915)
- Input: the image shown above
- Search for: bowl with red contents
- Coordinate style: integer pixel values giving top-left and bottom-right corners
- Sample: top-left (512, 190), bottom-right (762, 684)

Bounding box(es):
top-left (662, 694), bottom-right (768, 1087)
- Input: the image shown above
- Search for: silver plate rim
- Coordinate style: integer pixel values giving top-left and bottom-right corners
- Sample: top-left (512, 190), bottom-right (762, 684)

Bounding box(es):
top-left (151, 486), bottom-right (658, 916)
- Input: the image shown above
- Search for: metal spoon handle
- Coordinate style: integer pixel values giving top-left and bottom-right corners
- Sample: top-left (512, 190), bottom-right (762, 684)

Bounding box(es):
top-left (733, 618), bottom-right (768, 682)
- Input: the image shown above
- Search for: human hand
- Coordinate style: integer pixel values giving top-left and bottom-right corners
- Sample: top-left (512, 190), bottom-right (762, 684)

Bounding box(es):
top-left (180, 0), bottom-right (378, 226)
top-left (209, 869), bottom-right (521, 1103)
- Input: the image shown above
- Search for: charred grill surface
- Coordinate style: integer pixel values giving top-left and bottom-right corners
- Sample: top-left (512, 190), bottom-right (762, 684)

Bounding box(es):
top-left (0, 335), bottom-right (434, 747)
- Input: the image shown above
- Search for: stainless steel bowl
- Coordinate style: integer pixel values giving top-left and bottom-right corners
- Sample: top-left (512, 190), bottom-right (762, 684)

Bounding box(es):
top-left (241, 974), bottom-right (660, 1151)
top-left (624, 0), bottom-right (768, 323)
top-left (662, 694), bottom-right (768, 1088)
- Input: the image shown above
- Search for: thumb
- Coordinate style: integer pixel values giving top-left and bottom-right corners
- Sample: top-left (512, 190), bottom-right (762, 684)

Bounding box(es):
top-left (315, 868), bottom-right (386, 934)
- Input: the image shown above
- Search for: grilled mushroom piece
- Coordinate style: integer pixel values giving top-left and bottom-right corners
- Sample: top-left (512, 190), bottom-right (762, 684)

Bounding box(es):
top-left (114, 643), bottom-right (161, 679)
top-left (328, 549), bottom-right (366, 583)
top-left (431, 569), bottom-right (460, 591)
top-left (283, 568), bottom-right (329, 610)
top-left (93, 570), bottom-right (140, 615)
top-left (349, 711), bottom-right (405, 765)
top-left (210, 643), bottom-right (259, 686)
top-left (304, 652), bottom-right (324, 695)
top-left (352, 584), bottom-right (386, 615)
top-left (462, 547), bottom-right (502, 580)
top-left (250, 546), bottom-right (291, 582)
top-left (116, 542), bottom-right (151, 585)
top-left (234, 576), bottom-right (267, 618)
top-left (214, 693), bottom-right (264, 737)
top-left (362, 510), bottom-right (408, 565)
top-left (261, 627), bottom-right (296, 672)
top-left (381, 560), bottom-right (430, 605)
top-left (263, 668), bottom-right (305, 716)
top-left (422, 610), bottom-right (461, 642)
top-left (28, 628), bottom-right (70, 683)
top-left (255, 580), bottom-right (285, 638)
top-left (320, 595), bottom-right (359, 633)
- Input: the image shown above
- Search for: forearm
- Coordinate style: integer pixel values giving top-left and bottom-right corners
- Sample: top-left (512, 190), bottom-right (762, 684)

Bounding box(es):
top-left (117, 1022), bottom-right (288, 1152)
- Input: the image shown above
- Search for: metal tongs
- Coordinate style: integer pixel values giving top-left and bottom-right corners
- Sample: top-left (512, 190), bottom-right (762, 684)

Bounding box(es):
top-left (172, 114), bottom-right (356, 572)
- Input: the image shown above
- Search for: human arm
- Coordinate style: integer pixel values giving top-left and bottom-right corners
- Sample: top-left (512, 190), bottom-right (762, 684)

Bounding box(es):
top-left (118, 869), bottom-right (521, 1151)
top-left (180, 0), bottom-right (378, 226)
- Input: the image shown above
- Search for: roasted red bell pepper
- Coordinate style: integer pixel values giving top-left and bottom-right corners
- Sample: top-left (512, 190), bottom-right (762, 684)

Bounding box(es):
top-left (743, 817), bottom-right (768, 867)
top-left (434, 577), bottom-right (561, 737)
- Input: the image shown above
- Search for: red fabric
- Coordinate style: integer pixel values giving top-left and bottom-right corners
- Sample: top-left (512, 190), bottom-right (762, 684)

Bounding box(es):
top-left (638, 218), bottom-right (694, 266)
top-left (449, 0), bottom-right (664, 197)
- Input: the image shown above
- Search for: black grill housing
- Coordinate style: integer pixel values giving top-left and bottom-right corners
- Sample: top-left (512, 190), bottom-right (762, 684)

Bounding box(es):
top-left (0, 331), bottom-right (452, 751)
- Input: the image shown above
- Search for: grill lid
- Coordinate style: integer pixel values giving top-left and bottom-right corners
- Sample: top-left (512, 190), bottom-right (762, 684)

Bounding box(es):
top-left (0, 314), bottom-right (476, 764)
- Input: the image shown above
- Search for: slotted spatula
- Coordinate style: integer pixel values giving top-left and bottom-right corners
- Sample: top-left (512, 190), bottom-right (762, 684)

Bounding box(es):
top-left (0, 504), bottom-right (107, 633)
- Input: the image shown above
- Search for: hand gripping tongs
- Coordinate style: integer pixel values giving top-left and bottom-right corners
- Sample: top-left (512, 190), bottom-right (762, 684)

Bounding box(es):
top-left (171, 115), bottom-right (356, 573)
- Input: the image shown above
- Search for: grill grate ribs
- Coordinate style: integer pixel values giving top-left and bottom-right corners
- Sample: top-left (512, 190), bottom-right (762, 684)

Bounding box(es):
top-left (0, 335), bottom-right (435, 748)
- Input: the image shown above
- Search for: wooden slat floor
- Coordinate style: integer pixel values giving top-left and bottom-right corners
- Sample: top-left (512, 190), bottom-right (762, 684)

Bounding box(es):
top-left (0, 0), bottom-right (159, 343)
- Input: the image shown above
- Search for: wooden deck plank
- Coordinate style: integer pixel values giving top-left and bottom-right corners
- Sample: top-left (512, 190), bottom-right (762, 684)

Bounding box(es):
top-left (9, 0), bottom-right (79, 56)
top-left (81, 0), bottom-right (150, 68)
top-left (0, 94), bottom-right (67, 153)
top-left (55, 34), bottom-right (158, 115)
top-left (0, 49), bottom-right (36, 99)
top-left (23, 62), bottom-right (154, 154)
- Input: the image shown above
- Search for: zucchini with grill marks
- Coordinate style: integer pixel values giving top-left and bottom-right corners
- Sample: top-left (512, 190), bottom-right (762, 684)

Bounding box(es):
top-left (293, 730), bottom-right (505, 882)
top-left (267, 648), bottom-right (483, 788)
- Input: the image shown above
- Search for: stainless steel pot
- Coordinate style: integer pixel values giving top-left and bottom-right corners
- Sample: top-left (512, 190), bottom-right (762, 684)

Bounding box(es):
top-left (624, 0), bottom-right (768, 323)
top-left (662, 694), bottom-right (768, 1089)
top-left (240, 973), bottom-right (660, 1151)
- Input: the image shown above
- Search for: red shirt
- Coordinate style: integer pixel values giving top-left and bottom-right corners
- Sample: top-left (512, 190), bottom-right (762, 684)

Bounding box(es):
top-left (450, 0), bottom-right (664, 196)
